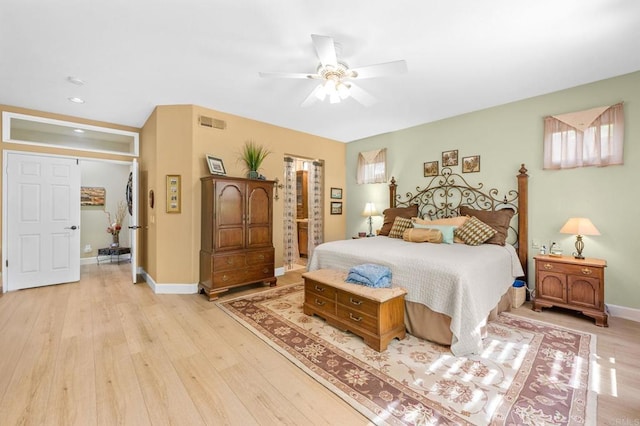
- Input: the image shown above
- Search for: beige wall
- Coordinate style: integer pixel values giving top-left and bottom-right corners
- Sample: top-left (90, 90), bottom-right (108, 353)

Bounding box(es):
top-left (140, 104), bottom-right (346, 285)
top-left (346, 70), bottom-right (640, 311)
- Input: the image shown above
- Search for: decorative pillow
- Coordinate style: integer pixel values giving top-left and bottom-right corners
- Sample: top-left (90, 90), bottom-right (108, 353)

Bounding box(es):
top-left (412, 223), bottom-right (455, 244)
top-left (403, 228), bottom-right (443, 243)
top-left (412, 216), bottom-right (468, 227)
top-left (459, 206), bottom-right (515, 245)
top-left (379, 205), bottom-right (419, 236)
top-left (388, 216), bottom-right (413, 239)
top-left (454, 216), bottom-right (497, 246)
top-left (413, 216), bottom-right (469, 243)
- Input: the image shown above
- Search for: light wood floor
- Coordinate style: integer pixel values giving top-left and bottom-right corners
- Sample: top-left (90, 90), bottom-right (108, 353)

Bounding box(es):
top-left (0, 264), bottom-right (638, 425)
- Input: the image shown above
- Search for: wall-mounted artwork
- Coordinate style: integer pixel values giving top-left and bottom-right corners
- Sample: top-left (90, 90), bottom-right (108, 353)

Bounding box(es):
top-left (442, 150), bottom-right (458, 167)
top-left (166, 175), bottom-right (181, 213)
top-left (330, 201), bottom-right (343, 215)
top-left (462, 155), bottom-right (481, 173)
top-left (81, 187), bottom-right (106, 206)
top-left (423, 161), bottom-right (438, 177)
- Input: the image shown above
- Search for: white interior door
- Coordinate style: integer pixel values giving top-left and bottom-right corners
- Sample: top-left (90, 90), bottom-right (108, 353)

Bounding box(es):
top-left (4, 152), bottom-right (80, 290)
top-left (128, 160), bottom-right (139, 283)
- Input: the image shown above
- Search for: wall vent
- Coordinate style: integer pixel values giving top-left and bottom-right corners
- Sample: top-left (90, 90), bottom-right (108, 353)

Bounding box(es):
top-left (199, 115), bottom-right (226, 130)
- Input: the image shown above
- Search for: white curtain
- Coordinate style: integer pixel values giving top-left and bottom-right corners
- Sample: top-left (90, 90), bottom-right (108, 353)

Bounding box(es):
top-left (307, 160), bottom-right (324, 260)
top-left (543, 103), bottom-right (624, 169)
top-left (356, 148), bottom-right (387, 184)
top-left (282, 157), bottom-right (299, 269)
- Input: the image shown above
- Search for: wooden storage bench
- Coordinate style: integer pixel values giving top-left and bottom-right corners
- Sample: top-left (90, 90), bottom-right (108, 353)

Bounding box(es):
top-left (302, 269), bottom-right (407, 351)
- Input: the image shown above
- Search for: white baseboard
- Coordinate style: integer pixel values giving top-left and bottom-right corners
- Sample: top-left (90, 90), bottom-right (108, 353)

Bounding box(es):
top-left (139, 269), bottom-right (198, 294)
top-left (80, 256), bottom-right (98, 265)
top-left (607, 304), bottom-right (640, 323)
top-left (275, 266), bottom-right (285, 277)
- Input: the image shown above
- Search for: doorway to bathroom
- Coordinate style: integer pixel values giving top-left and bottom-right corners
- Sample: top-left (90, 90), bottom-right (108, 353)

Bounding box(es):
top-left (282, 156), bottom-right (324, 271)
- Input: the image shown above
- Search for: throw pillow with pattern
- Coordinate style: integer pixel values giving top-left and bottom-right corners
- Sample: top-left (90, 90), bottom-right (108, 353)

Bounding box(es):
top-left (454, 216), bottom-right (496, 246)
top-left (388, 216), bottom-right (413, 239)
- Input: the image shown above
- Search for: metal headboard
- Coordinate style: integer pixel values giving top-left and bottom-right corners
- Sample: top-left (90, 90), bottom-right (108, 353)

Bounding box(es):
top-left (389, 164), bottom-right (529, 278)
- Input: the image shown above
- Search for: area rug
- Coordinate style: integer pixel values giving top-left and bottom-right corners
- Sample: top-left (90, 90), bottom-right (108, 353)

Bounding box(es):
top-left (218, 284), bottom-right (597, 425)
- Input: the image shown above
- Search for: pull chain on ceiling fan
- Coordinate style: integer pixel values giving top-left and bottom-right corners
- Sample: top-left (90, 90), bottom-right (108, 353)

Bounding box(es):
top-left (259, 34), bottom-right (408, 107)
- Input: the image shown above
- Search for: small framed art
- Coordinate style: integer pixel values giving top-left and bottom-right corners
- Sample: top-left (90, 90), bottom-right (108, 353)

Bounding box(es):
top-left (330, 187), bottom-right (343, 199)
top-left (166, 175), bottom-right (181, 213)
top-left (442, 149), bottom-right (458, 167)
top-left (423, 161), bottom-right (438, 177)
top-left (462, 155), bottom-right (481, 173)
top-left (330, 201), bottom-right (343, 215)
top-left (206, 155), bottom-right (226, 175)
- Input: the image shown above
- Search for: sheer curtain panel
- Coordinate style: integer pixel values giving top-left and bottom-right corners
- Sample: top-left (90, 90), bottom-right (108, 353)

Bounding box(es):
top-left (357, 148), bottom-right (387, 184)
top-left (282, 157), bottom-right (299, 269)
top-left (543, 103), bottom-right (624, 169)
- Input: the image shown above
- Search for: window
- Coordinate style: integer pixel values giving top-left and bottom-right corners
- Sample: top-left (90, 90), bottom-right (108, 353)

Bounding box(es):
top-left (543, 103), bottom-right (623, 169)
top-left (357, 148), bottom-right (387, 184)
top-left (2, 112), bottom-right (139, 156)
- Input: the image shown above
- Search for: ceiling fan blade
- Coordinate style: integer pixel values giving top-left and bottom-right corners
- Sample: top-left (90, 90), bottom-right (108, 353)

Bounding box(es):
top-left (348, 83), bottom-right (377, 107)
top-left (311, 34), bottom-right (338, 68)
top-left (350, 60), bottom-right (408, 79)
top-left (259, 71), bottom-right (318, 79)
top-left (301, 85), bottom-right (324, 107)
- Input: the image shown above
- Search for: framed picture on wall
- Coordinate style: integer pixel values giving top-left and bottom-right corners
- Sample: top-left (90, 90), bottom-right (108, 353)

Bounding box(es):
top-left (206, 155), bottom-right (226, 175)
top-left (462, 155), bottom-right (481, 173)
top-left (423, 161), bottom-right (438, 177)
top-left (330, 187), bottom-right (343, 199)
top-left (330, 201), bottom-right (342, 215)
top-left (442, 149), bottom-right (459, 167)
top-left (166, 175), bottom-right (181, 213)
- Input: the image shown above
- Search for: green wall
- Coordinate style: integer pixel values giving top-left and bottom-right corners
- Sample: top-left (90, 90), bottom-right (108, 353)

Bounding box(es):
top-left (346, 70), bottom-right (640, 312)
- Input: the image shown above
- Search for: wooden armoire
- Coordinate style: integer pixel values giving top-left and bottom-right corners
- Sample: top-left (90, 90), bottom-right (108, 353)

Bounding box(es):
top-left (199, 176), bottom-right (276, 300)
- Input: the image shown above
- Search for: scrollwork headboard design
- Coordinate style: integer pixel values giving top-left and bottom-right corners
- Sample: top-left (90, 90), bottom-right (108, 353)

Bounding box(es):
top-left (389, 164), bottom-right (529, 278)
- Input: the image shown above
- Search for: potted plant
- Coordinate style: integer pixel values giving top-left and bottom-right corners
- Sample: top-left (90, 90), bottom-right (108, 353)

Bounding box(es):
top-left (240, 140), bottom-right (271, 179)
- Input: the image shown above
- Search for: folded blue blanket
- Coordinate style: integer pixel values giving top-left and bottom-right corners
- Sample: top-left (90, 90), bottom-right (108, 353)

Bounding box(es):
top-left (345, 263), bottom-right (392, 288)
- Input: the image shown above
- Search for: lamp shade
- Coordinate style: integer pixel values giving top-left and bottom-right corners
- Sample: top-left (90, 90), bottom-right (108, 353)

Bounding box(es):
top-left (361, 202), bottom-right (379, 217)
top-left (559, 218), bottom-right (601, 236)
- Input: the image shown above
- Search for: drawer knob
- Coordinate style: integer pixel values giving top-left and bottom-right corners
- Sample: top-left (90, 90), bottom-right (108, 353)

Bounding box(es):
top-left (263, 268), bottom-right (269, 274)
top-left (543, 263), bottom-right (553, 270)
top-left (258, 254), bottom-right (265, 260)
top-left (314, 285), bottom-right (324, 292)
top-left (349, 313), bottom-right (362, 322)
top-left (314, 299), bottom-right (325, 306)
top-left (226, 258), bottom-right (233, 265)
top-left (349, 297), bottom-right (363, 306)
top-left (222, 275), bottom-right (229, 282)
top-left (582, 268), bottom-right (593, 275)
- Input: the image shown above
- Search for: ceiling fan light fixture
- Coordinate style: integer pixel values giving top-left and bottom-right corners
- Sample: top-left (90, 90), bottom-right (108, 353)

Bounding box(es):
top-left (336, 82), bottom-right (350, 99)
top-left (329, 92), bottom-right (341, 104)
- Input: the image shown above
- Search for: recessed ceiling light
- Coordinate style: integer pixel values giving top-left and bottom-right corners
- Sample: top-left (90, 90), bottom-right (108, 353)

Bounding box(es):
top-left (73, 128), bottom-right (85, 133)
top-left (67, 76), bottom-right (85, 85)
top-left (68, 97), bottom-right (85, 104)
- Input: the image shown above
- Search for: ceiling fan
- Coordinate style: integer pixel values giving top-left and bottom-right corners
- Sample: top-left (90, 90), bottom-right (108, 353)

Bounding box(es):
top-left (259, 34), bottom-right (408, 107)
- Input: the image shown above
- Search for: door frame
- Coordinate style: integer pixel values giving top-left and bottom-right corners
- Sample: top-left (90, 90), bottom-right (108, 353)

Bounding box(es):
top-left (2, 149), bottom-right (139, 293)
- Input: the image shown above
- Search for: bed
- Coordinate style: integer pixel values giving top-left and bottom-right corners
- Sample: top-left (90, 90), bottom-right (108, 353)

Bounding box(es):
top-left (308, 164), bottom-right (529, 356)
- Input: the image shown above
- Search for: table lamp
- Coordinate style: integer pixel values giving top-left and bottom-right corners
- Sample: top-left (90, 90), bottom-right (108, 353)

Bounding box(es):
top-left (361, 202), bottom-right (379, 237)
top-left (559, 217), bottom-right (600, 259)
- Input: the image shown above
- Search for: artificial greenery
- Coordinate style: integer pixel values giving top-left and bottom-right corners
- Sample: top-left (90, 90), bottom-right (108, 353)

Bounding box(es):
top-left (240, 140), bottom-right (271, 172)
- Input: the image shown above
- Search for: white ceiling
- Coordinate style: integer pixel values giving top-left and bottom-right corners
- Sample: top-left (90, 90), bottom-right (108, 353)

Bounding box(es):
top-left (2, 0), bottom-right (640, 143)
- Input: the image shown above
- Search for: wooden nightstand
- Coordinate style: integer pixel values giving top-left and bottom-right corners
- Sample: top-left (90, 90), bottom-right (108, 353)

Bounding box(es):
top-left (532, 255), bottom-right (608, 326)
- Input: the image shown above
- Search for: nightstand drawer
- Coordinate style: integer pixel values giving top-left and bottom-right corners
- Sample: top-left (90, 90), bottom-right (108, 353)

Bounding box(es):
top-left (537, 260), bottom-right (602, 278)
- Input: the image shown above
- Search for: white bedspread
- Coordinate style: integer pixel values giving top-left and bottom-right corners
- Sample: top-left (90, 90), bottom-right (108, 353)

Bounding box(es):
top-left (308, 236), bottom-right (524, 356)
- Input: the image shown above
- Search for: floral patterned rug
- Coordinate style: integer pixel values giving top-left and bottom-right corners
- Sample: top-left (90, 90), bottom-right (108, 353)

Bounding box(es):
top-left (218, 283), bottom-right (597, 425)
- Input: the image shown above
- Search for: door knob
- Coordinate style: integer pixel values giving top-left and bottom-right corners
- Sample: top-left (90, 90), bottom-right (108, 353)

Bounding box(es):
top-left (65, 225), bottom-right (78, 230)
